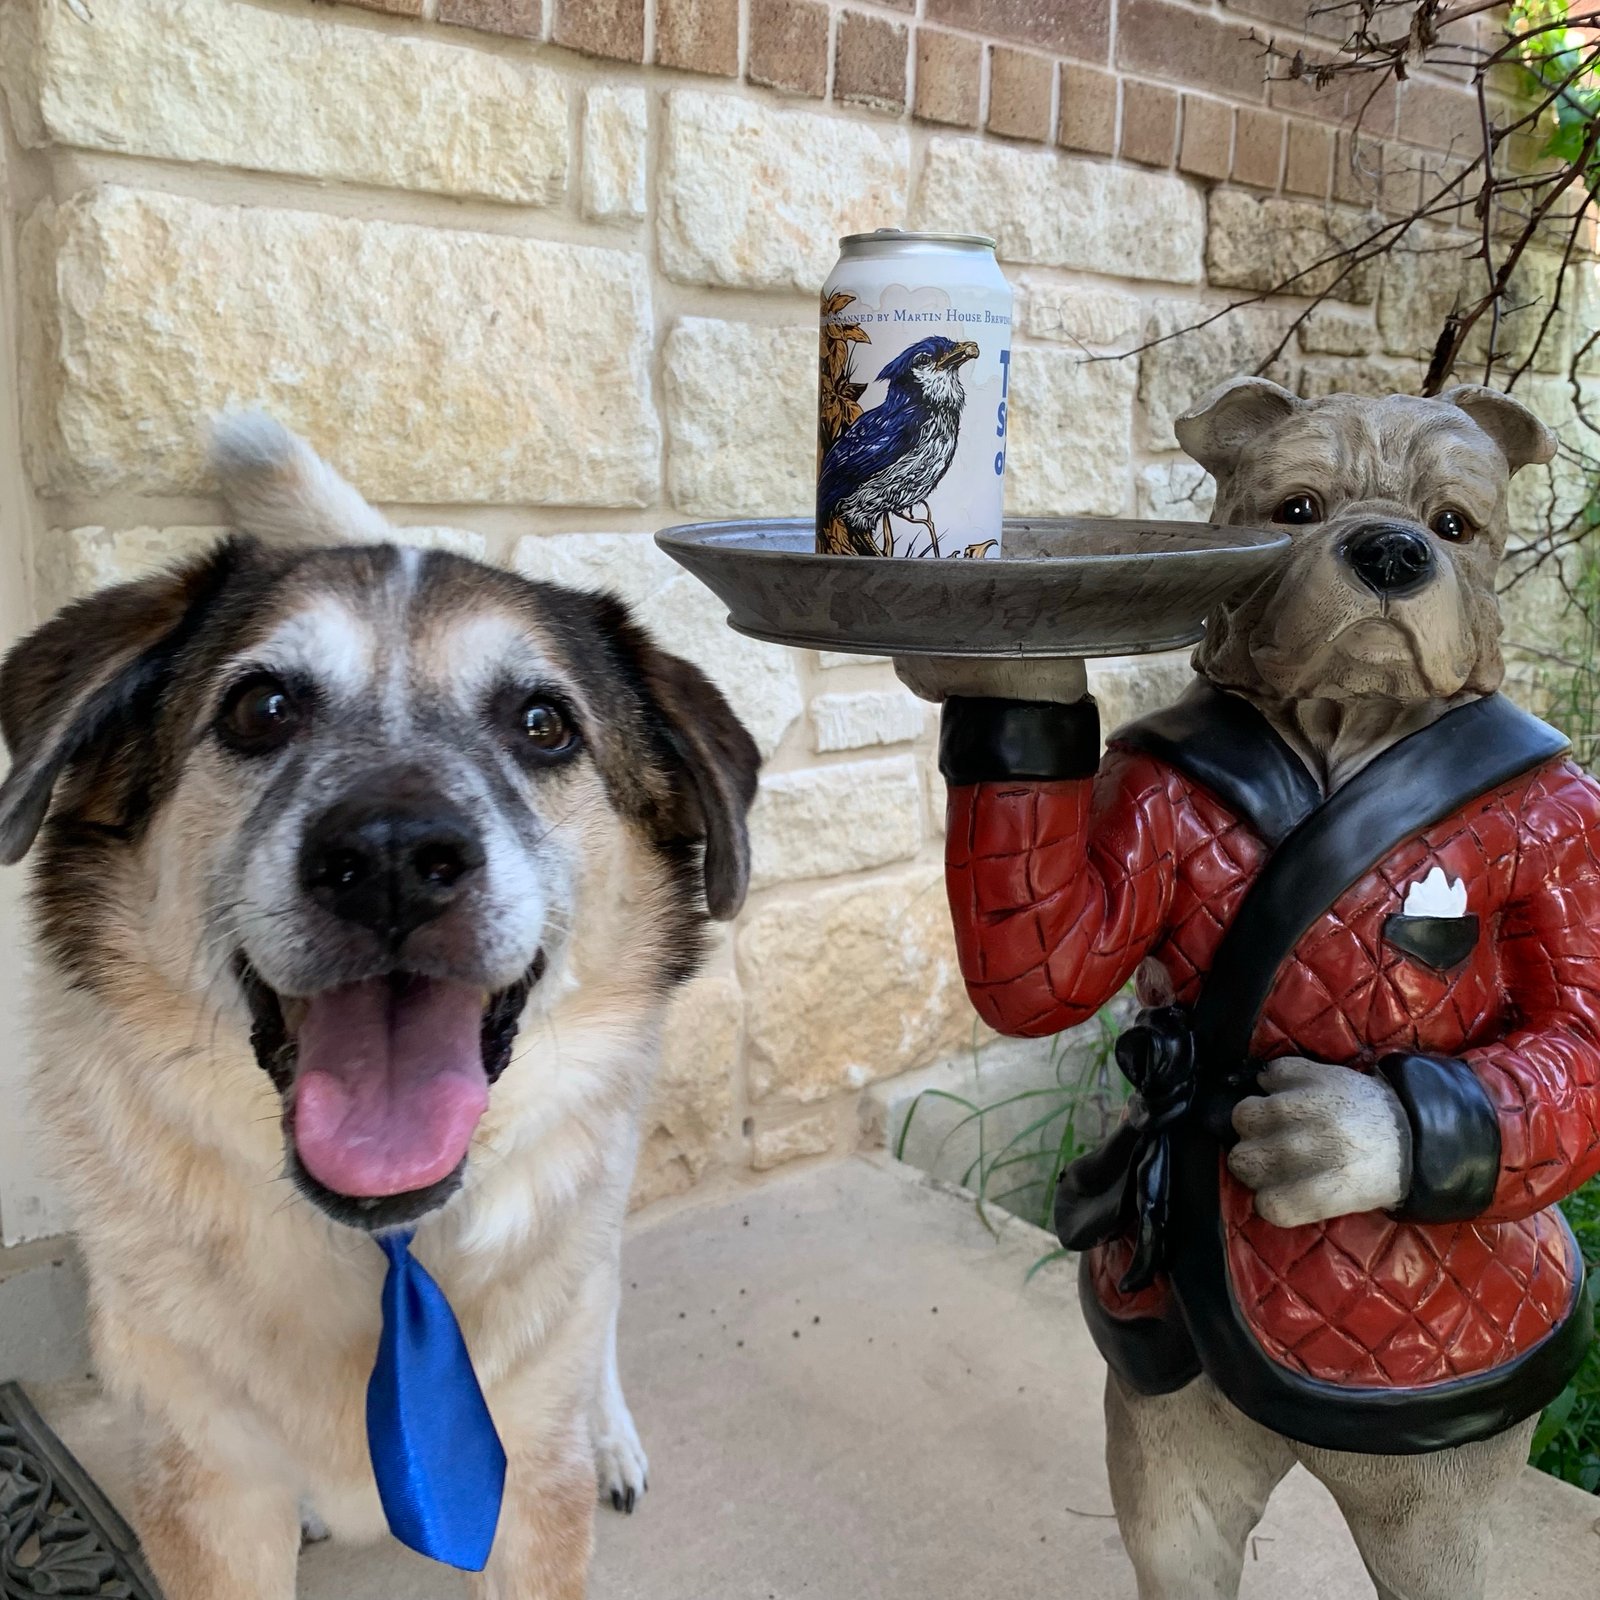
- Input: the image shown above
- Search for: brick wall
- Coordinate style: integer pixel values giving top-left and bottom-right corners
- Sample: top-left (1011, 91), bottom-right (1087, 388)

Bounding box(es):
top-left (356, 0), bottom-right (1491, 202)
top-left (0, 0), bottom-right (1592, 1241)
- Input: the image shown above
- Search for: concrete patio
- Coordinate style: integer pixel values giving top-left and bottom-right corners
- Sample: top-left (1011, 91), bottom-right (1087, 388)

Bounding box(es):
top-left (15, 1154), bottom-right (1600, 1598)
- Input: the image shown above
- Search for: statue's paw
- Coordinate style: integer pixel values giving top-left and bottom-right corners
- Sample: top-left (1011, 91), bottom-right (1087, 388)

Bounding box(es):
top-left (1229, 1057), bottom-right (1411, 1226)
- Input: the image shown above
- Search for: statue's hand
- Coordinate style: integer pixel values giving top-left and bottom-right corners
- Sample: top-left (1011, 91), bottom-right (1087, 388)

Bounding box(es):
top-left (892, 655), bottom-right (1089, 705)
top-left (1228, 1058), bottom-right (1412, 1228)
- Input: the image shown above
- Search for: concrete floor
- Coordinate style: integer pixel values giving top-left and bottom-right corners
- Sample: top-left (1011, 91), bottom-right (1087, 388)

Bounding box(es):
top-left (28, 1154), bottom-right (1600, 1598)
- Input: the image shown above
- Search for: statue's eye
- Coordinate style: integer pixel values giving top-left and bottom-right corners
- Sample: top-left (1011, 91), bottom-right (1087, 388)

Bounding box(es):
top-left (217, 674), bottom-right (304, 755)
top-left (1431, 509), bottom-right (1472, 542)
top-left (1273, 493), bottom-right (1324, 525)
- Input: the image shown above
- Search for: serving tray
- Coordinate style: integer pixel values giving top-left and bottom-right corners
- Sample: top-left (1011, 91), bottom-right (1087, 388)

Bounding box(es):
top-left (655, 518), bottom-right (1288, 659)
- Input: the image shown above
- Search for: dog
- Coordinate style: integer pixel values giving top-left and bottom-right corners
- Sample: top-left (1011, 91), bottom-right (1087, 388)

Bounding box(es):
top-left (0, 415), bottom-right (759, 1599)
top-left (903, 381), bottom-right (1600, 1599)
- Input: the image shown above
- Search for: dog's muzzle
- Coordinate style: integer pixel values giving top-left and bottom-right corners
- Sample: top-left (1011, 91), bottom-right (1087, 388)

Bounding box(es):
top-left (1342, 523), bottom-right (1435, 599)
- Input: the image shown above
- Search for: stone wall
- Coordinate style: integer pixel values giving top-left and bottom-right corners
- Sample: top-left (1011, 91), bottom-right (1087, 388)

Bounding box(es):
top-left (0, 0), bottom-right (1589, 1239)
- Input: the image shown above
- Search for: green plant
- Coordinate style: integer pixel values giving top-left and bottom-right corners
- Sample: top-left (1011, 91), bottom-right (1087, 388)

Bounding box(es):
top-left (895, 1002), bottom-right (1131, 1249)
top-left (1532, 1180), bottom-right (1600, 1491)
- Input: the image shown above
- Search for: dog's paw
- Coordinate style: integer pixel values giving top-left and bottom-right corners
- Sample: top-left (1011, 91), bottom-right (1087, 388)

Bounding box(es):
top-left (1229, 1056), bottom-right (1412, 1227)
top-left (593, 1405), bottom-right (649, 1515)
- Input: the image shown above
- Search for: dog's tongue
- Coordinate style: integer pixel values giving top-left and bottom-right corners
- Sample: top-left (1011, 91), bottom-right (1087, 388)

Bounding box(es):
top-left (292, 977), bottom-right (487, 1198)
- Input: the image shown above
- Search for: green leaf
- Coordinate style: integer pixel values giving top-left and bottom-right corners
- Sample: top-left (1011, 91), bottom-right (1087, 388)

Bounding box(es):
top-left (1024, 1248), bottom-right (1071, 1284)
top-left (1531, 1384), bottom-right (1576, 1457)
top-left (1546, 118), bottom-right (1589, 163)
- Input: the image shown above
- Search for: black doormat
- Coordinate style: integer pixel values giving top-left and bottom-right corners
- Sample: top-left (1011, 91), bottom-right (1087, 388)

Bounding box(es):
top-left (0, 1381), bottom-right (162, 1598)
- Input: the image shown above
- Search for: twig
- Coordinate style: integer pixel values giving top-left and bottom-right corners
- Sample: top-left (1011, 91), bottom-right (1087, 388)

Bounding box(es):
top-left (1504, 196), bottom-right (1592, 391)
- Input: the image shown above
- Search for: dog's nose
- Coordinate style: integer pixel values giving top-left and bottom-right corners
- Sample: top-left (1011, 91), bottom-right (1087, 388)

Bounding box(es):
top-left (300, 795), bottom-right (485, 945)
top-left (1343, 523), bottom-right (1435, 597)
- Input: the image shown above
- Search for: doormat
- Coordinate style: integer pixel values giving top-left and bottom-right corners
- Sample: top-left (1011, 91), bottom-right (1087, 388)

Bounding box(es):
top-left (0, 1380), bottom-right (161, 1598)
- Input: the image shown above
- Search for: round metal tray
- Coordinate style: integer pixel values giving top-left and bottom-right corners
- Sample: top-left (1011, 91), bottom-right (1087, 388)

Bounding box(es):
top-left (655, 518), bottom-right (1289, 659)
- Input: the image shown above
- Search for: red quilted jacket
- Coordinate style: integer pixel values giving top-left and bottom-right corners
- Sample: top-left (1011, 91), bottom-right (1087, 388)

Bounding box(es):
top-left (941, 684), bottom-right (1600, 1444)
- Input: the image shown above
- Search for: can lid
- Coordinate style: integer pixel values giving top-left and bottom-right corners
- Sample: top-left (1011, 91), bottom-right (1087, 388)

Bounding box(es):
top-left (838, 227), bottom-right (998, 250)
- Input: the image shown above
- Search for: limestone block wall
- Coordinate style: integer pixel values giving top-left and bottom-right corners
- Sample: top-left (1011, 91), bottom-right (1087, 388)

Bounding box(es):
top-left (0, 0), bottom-right (1588, 1240)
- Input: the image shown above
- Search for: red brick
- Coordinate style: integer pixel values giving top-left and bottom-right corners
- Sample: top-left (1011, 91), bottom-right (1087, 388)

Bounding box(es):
top-left (1502, 127), bottom-right (1548, 178)
top-left (1383, 140), bottom-right (1425, 214)
top-left (1269, 66), bottom-right (1398, 134)
top-left (436, 0), bottom-right (539, 35)
top-left (1332, 128), bottom-right (1385, 206)
top-left (1117, 0), bottom-right (1268, 101)
top-left (1397, 79), bottom-right (1484, 154)
top-left (1421, 8), bottom-right (1491, 84)
top-left (1121, 79), bottom-right (1179, 168)
top-left (1233, 106), bottom-right (1285, 187)
top-left (1180, 95), bottom-right (1233, 181)
top-left (552, 0), bottom-right (645, 61)
top-left (1058, 64), bottom-right (1117, 156)
top-left (657, 0), bottom-right (739, 75)
top-left (987, 45), bottom-right (1055, 142)
top-left (1427, 152), bottom-right (1477, 224)
top-left (925, 0), bottom-right (1110, 65)
top-left (836, 11), bottom-right (908, 113)
top-left (748, 0), bottom-right (829, 97)
top-left (1214, 0), bottom-right (1349, 41)
top-left (1284, 116), bottom-right (1332, 197)
top-left (914, 29), bottom-right (982, 128)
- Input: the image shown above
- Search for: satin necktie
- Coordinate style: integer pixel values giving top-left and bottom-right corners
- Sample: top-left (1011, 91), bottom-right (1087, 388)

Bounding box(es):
top-left (366, 1229), bottom-right (507, 1571)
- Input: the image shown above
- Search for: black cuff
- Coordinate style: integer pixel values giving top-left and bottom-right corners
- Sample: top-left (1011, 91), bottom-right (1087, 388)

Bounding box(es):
top-left (939, 695), bottom-right (1101, 785)
top-left (1378, 1053), bottom-right (1501, 1223)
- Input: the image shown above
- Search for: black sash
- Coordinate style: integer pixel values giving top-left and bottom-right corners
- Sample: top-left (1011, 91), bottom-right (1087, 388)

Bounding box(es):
top-left (1057, 685), bottom-right (1591, 1452)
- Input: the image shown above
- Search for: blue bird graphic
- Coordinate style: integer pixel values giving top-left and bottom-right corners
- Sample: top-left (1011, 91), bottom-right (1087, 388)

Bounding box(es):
top-left (817, 334), bottom-right (980, 556)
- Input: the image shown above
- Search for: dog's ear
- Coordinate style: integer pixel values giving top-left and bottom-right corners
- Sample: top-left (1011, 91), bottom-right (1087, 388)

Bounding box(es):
top-left (209, 410), bottom-right (394, 547)
top-left (1438, 385), bottom-right (1557, 473)
top-left (635, 644), bottom-right (760, 921)
top-left (0, 545), bottom-right (235, 863)
top-left (1175, 377), bottom-right (1305, 480)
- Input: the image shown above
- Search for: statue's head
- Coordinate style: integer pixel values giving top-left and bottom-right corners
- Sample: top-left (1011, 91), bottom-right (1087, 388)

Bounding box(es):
top-left (1176, 379), bottom-right (1555, 706)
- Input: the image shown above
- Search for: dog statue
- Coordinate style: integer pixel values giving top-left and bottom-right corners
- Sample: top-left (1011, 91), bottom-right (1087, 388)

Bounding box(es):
top-left (900, 380), bottom-right (1599, 1600)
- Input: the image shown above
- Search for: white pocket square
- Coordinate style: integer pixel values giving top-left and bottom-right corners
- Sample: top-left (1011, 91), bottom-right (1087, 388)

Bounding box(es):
top-left (1401, 866), bottom-right (1468, 919)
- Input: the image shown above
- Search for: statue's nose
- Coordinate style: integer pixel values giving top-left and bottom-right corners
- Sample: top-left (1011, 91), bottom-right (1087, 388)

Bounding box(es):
top-left (1342, 523), bottom-right (1435, 597)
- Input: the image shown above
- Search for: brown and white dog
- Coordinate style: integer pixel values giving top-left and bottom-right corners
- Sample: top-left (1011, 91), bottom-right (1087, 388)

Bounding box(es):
top-left (0, 415), bottom-right (759, 1599)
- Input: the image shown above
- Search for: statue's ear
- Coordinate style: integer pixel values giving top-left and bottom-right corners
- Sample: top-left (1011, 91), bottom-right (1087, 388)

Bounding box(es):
top-left (1174, 377), bottom-right (1304, 480)
top-left (1437, 384), bottom-right (1557, 473)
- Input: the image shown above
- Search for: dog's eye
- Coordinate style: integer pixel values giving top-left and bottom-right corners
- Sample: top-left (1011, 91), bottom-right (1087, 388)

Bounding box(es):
top-left (518, 697), bottom-right (577, 756)
top-left (1273, 493), bottom-right (1323, 525)
top-left (1431, 509), bottom-right (1472, 542)
top-left (217, 674), bottom-right (303, 755)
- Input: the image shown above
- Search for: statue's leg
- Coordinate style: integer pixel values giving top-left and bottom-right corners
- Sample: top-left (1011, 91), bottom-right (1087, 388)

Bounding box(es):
top-left (1298, 1416), bottom-right (1536, 1600)
top-left (1105, 1371), bottom-right (1295, 1600)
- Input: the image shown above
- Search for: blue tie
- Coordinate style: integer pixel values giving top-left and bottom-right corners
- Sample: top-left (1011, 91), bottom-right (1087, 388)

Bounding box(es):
top-left (366, 1230), bottom-right (507, 1571)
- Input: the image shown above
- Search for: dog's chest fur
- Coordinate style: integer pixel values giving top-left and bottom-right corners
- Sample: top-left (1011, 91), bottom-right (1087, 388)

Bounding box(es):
top-left (32, 948), bottom-right (658, 1537)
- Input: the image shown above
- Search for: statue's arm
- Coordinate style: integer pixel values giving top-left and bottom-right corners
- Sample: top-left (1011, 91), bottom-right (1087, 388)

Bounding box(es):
top-left (937, 698), bottom-right (1179, 1038)
top-left (1457, 759), bottom-right (1600, 1222)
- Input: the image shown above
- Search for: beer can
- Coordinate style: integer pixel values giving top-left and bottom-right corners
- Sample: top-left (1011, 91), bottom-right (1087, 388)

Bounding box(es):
top-left (817, 229), bottom-right (1013, 559)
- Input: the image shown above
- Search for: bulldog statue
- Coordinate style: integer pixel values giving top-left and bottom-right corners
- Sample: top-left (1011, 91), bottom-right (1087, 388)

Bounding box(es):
top-left (899, 380), bottom-right (1599, 1600)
